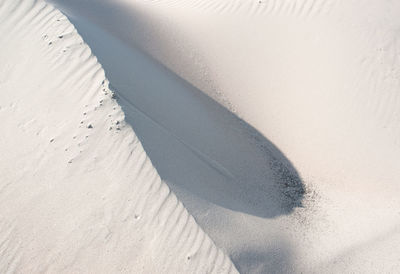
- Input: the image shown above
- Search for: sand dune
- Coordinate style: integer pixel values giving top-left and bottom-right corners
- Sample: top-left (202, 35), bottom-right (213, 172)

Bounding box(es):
top-left (2, 0), bottom-right (400, 272)
top-left (48, 0), bottom-right (400, 272)
top-left (0, 0), bottom-right (236, 272)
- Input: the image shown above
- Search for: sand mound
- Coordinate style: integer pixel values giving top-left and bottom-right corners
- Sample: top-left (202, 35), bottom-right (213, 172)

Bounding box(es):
top-left (0, 0), bottom-right (236, 272)
top-left (47, 0), bottom-right (400, 272)
top-left (2, 0), bottom-right (400, 272)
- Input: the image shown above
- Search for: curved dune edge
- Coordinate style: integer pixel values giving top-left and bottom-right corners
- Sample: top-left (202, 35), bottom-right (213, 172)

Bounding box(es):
top-left (45, 0), bottom-right (400, 272)
top-left (0, 0), bottom-right (237, 273)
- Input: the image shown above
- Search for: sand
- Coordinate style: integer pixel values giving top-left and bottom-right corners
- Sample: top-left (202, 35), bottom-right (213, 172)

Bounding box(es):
top-left (0, 0), bottom-right (235, 272)
top-left (1, 0), bottom-right (400, 273)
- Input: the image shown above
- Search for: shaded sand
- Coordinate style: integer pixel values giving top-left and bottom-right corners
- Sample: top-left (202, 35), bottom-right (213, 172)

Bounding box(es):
top-left (49, 0), bottom-right (400, 273)
top-left (2, 0), bottom-right (400, 272)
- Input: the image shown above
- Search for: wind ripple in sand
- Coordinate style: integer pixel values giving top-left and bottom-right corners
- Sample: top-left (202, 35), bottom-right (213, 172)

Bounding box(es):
top-left (142, 0), bottom-right (337, 17)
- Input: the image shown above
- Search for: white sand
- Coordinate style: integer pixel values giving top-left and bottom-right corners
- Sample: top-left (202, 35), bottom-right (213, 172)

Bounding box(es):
top-left (2, 0), bottom-right (400, 273)
top-left (0, 0), bottom-right (236, 273)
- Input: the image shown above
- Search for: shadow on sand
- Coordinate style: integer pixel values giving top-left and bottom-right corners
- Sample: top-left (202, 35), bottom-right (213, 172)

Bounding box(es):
top-left (59, 3), bottom-right (306, 219)
top-left (50, 2), bottom-right (307, 272)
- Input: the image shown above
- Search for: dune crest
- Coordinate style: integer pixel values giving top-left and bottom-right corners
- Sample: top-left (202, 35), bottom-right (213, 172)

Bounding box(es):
top-left (46, 0), bottom-right (400, 272)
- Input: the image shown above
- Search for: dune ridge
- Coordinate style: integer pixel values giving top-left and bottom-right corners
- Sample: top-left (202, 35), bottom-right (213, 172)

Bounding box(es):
top-left (2, 0), bottom-right (400, 272)
top-left (0, 0), bottom-right (237, 272)
top-left (46, 0), bottom-right (400, 272)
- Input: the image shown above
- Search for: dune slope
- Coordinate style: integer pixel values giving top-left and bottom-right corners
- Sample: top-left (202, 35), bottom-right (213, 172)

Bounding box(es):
top-left (0, 0), bottom-right (236, 273)
top-left (48, 0), bottom-right (400, 273)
